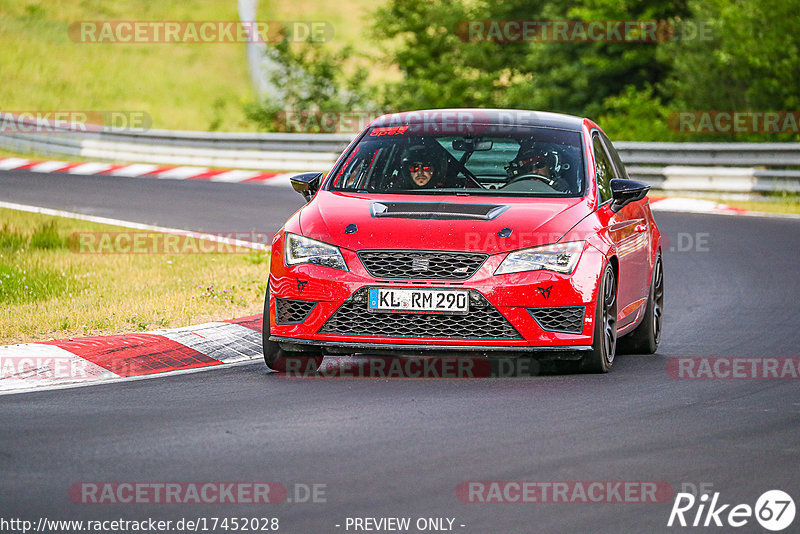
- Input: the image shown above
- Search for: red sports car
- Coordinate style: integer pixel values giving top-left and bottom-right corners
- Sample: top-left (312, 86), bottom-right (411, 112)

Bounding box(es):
top-left (263, 109), bottom-right (663, 373)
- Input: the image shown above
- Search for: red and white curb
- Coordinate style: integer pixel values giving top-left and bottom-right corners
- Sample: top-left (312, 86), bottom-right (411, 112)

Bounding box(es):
top-left (0, 156), bottom-right (295, 186)
top-left (649, 197), bottom-right (747, 215)
top-left (2, 156), bottom-right (792, 216)
top-left (0, 314), bottom-right (264, 395)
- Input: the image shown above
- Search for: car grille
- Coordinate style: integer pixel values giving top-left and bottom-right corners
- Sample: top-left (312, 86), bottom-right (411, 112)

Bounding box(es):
top-left (357, 250), bottom-right (487, 280)
top-left (275, 298), bottom-right (316, 325)
top-left (319, 288), bottom-right (521, 339)
top-left (527, 306), bottom-right (585, 334)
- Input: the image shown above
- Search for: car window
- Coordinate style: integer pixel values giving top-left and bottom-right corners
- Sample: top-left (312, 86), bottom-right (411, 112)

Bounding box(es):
top-left (328, 127), bottom-right (585, 197)
top-left (592, 133), bottom-right (614, 203)
top-left (599, 132), bottom-right (629, 180)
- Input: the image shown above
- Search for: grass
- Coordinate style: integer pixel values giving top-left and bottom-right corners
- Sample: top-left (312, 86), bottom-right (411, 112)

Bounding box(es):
top-left (0, 0), bottom-right (383, 133)
top-left (0, 0), bottom-right (254, 131)
top-left (259, 0), bottom-right (383, 56)
top-left (0, 147), bottom-right (92, 164)
top-left (0, 208), bottom-right (270, 345)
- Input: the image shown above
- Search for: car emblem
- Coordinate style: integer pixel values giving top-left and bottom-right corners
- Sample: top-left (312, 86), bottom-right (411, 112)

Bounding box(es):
top-left (412, 258), bottom-right (429, 271)
top-left (297, 279), bottom-right (308, 293)
top-left (537, 285), bottom-right (553, 300)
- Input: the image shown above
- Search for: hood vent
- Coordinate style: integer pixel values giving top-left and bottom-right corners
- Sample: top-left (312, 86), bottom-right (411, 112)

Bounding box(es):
top-left (370, 202), bottom-right (508, 220)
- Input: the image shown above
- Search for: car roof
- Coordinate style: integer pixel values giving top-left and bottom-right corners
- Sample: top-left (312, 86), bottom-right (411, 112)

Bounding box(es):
top-left (369, 108), bottom-right (586, 132)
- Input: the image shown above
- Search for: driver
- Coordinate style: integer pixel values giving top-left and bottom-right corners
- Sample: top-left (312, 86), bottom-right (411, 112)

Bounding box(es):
top-left (400, 145), bottom-right (446, 189)
top-left (506, 144), bottom-right (560, 183)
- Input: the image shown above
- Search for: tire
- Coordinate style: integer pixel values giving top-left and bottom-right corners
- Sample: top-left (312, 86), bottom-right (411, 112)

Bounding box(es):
top-left (581, 263), bottom-right (617, 373)
top-left (618, 253), bottom-right (663, 354)
top-left (262, 286), bottom-right (323, 374)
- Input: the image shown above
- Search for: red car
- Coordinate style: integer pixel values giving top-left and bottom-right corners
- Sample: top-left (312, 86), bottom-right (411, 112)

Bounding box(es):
top-left (263, 109), bottom-right (663, 373)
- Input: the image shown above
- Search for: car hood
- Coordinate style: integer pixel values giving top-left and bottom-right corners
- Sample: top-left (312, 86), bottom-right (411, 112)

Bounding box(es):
top-left (298, 192), bottom-right (592, 254)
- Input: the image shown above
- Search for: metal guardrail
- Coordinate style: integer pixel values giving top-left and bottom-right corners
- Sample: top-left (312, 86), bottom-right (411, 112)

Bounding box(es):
top-left (615, 142), bottom-right (800, 167)
top-left (1, 115), bottom-right (799, 191)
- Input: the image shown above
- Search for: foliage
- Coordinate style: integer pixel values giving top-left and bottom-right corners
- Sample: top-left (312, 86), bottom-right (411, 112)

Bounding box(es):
top-left (595, 85), bottom-right (680, 141)
top-left (244, 39), bottom-right (374, 132)
top-left (661, 0), bottom-right (800, 141)
top-left (243, 0), bottom-right (798, 141)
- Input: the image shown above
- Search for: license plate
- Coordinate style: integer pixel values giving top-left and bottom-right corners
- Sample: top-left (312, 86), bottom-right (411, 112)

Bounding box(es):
top-left (368, 288), bottom-right (469, 314)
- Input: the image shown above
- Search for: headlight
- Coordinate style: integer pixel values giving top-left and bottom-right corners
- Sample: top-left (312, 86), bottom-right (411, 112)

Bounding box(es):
top-left (495, 241), bottom-right (584, 275)
top-left (284, 233), bottom-right (348, 271)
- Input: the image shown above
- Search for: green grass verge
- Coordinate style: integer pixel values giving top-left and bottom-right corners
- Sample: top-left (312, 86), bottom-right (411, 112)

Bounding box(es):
top-left (0, 0), bottom-right (382, 133)
top-left (0, 208), bottom-right (270, 345)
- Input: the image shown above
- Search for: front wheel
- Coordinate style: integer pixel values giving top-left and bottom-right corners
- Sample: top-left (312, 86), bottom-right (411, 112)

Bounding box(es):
top-left (581, 263), bottom-right (617, 373)
top-left (262, 288), bottom-right (323, 373)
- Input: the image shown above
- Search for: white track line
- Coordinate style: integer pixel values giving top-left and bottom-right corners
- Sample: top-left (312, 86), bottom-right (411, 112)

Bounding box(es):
top-left (0, 201), bottom-right (270, 250)
top-left (650, 198), bottom-right (800, 219)
top-left (0, 357), bottom-right (263, 396)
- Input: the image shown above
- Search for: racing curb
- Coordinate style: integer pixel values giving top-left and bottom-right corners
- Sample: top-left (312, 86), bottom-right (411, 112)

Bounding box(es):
top-left (0, 315), bottom-right (265, 394)
top-left (0, 156), bottom-right (295, 185)
top-left (648, 196), bottom-right (747, 215)
top-left (2, 156), bottom-right (779, 216)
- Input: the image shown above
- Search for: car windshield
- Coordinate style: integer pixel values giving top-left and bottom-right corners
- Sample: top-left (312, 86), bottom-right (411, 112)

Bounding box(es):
top-left (328, 126), bottom-right (585, 196)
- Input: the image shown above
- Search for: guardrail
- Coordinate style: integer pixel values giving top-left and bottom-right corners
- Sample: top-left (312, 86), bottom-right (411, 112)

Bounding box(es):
top-left (0, 120), bottom-right (353, 171)
top-left (2, 115), bottom-right (799, 191)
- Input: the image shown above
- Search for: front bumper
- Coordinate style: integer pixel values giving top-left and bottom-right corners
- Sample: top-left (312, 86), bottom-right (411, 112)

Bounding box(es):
top-left (269, 240), bottom-right (606, 354)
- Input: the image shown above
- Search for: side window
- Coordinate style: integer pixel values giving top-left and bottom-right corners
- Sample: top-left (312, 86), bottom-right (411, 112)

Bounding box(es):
top-left (600, 132), bottom-right (629, 180)
top-left (592, 134), bottom-right (614, 203)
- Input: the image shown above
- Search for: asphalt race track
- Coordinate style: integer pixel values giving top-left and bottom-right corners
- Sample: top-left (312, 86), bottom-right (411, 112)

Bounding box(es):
top-left (1, 170), bottom-right (799, 533)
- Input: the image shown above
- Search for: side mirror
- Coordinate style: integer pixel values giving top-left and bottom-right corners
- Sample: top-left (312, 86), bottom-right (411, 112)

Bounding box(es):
top-left (610, 178), bottom-right (650, 212)
top-left (290, 172), bottom-right (323, 202)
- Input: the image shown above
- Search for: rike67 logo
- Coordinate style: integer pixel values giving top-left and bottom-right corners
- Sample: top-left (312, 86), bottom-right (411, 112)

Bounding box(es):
top-left (668, 489), bottom-right (795, 531)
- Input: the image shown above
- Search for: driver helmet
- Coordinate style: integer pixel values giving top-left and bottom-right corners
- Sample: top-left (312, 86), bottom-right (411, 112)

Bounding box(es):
top-left (506, 142), bottom-right (561, 179)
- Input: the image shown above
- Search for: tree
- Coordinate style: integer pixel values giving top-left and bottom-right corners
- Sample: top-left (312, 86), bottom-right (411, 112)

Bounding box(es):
top-left (244, 39), bottom-right (371, 132)
top-left (663, 0), bottom-right (800, 140)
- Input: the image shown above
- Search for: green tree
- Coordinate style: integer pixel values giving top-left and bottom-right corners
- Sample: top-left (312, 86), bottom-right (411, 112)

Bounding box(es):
top-left (244, 39), bottom-right (372, 132)
top-left (372, 0), bottom-right (690, 118)
top-left (662, 0), bottom-right (800, 140)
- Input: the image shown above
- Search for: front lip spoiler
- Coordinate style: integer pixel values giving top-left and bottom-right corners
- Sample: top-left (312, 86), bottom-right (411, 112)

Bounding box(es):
top-left (270, 336), bottom-right (592, 359)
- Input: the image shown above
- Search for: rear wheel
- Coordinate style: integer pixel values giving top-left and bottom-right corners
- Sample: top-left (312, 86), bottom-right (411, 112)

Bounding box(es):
top-left (581, 263), bottom-right (617, 373)
top-left (618, 253), bottom-right (663, 354)
top-left (262, 287), bottom-right (323, 374)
